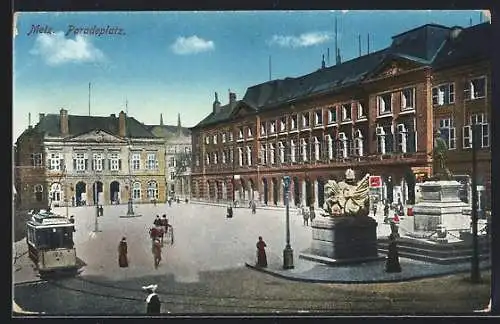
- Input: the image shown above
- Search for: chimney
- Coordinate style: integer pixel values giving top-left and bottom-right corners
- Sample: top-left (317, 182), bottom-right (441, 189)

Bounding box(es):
top-left (177, 113), bottom-right (182, 136)
top-left (213, 92), bottom-right (221, 114)
top-left (119, 110), bottom-right (126, 137)
top-left (160, 113), bottom-right (164, 126)
top-left (59, 108), bottom-right (69, 135)
top-left (39, 113), bottom-right (45, 122)
top-left (229, 92), bottom-right (237, 108)
top-left (321, 54), bottom-right (326, 69)
top-left (28, 113), bottom-right (32, 129)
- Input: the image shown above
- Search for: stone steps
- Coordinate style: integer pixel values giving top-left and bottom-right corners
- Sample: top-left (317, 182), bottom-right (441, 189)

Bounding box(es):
top-left (377, 237), bottom-right (491, 264)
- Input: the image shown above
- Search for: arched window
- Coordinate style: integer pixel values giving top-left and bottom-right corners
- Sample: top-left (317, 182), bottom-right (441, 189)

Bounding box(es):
top-left (147, 181), bottom-right (159, 199)
top-left (34, 184), bottom-right (43, 202)
top-left (50, 183), bottom-right (62, 202)
top-left (132, 182), bottom-right (141, 200)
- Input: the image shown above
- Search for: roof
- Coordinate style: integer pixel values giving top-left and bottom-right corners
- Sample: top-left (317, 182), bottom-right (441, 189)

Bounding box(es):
top-left (191, 101), bottom-right (241, 129)
top-left (432, 22), bottom-right (491, 70)
top-left (31, 114), bottom-right (156, 139)
top-left (192, 23), bottom-right (490, 131)
top-left (146, 124), bottom-right (191, 138)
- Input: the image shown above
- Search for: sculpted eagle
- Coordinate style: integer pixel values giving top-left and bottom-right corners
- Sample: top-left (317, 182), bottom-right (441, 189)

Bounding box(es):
top-left (324, 173), bottom-right (370, 217)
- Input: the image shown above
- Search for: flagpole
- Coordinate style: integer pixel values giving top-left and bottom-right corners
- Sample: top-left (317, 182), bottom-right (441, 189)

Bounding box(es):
top-left (88, 82), bottom-right (91, 116)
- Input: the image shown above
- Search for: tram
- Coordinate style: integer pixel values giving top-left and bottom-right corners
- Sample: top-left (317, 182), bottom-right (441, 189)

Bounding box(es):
top-left (25, 210), bottom-right (78, 274)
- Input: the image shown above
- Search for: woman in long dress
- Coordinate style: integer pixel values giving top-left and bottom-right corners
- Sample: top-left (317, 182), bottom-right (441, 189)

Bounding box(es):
top-left (256, 236), bottom-right (267, 267)
top-left (118, 237), bottom-right (128, 268)
top-left (152, 239), bottom-right (162, 269)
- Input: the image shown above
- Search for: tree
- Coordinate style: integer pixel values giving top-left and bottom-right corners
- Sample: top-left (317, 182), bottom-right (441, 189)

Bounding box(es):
top-left (172, 151), bottom-right (192, 179)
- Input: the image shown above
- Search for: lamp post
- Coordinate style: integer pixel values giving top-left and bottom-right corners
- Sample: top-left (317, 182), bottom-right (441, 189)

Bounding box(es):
top-left (470, 124), bottom-right (480, 283)
top-left (282, 175), bottom-right (294, 269)
top-left (93, 180), bottom-right (99, 232)
top-left (126, 141), bottom-right (135, 216)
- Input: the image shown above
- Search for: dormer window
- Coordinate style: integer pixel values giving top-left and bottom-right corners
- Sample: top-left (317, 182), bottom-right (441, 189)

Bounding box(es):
top-left (280, 117), bottom-right (286, 132)
top-left (213, 134), bottom-right (217, 144)
top-left (315, 110), bottom-right (323, 126)
top-left (342, 103), bottom-right (352, 121)
top-left (328, 107), bottom-right (337, 124)
top-left (377, 93), bottom-right (392, 115)
top-left (238, 128), bottom-right (244, 140)
top-left (260, 122), bottom-right (266, 136)
top-left (247, 127), bottom-right (253, 139)
top-left (357, 101), bottom-right (366, 119)
top-left (270, 121), bottom-right (276, 134)
top-left (401, 88), bottom-right (415, 110)
top-left (205, 136), bottom-right (210, 145)
top-left (291, 115), bottom-right (298, 130)
top-left (302, 113), bottom-right (310, 128)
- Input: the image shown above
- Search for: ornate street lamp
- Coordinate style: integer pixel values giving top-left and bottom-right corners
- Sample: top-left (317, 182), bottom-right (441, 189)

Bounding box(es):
top-left (283, 175), bottom-right (294, 269)
top-left (126, 142), bottom-right (135, 216)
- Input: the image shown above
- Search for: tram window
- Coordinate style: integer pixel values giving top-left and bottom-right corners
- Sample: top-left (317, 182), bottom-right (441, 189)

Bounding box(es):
top-left (36, 229), bottom-right (51, 249)
top-left (62, 227), bottom-right (74, 248)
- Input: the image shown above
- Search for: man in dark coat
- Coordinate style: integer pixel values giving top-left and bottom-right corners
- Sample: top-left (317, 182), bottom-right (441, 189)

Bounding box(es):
top-left (153, 215), bottom-right (161, 227)
top-left (256, 236), bottom-right (267, 267)
top-left (118, 237), bottom-right (128, 268)
top-left (142, 284), bottom-right (160, 314)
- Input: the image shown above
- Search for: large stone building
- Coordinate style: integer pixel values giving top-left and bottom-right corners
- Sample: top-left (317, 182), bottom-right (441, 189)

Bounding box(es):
top-left (14, 109), bottom-right (167, 210)
top-left (146, 113), bottom-right (192, 199)
top-left (189, 22), bottom-right (491, 209)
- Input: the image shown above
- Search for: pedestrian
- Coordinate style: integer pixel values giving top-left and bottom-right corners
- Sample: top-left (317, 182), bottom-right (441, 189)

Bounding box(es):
top-left (118, 237), bottom-right (129, 268)
top-left (256, 236), bottom-right (267, 267)
top-left (99, 205), bottom-right (104, 216)
top-left (393, 212), bottom-right (400, 224)
top-left (152, 239), bottom-right (162, 269)
top-left (385, 233), bottom-right (402, 273)
top-left (153, 215), bottom-right (161, 227)
top-left (372, 203), bottom-right (378, 217)
top-left (153, 199), bottom-right (157, 207)
top-left (251, 200), bottom-right (256, 214)
top-left (309, 206), bottom-right (316, 223)
top-left (142, 284), bottom-right (160, 314)
top-left (168, 198), bottom-right (172, 207)
top-left (383, 202), bottom-right (390, 223)
top-left (303, 208), bottom-right (309, 226)
top-left (161, 215), bottom-right (174, 245)
top-left (227, 205), bottom-right (233, 218)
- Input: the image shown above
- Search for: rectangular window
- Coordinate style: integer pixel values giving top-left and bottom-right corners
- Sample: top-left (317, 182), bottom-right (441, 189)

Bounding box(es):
top-left (170, 172), bottom-right (176, 180)
top-left (31, 153), bottom-right (43, 167)
top-left (247, 147), bottom-right (252, 166)
top-left (75, 153), bottom-right (86, 171)
top-left (109, 153), bottom-right (120, 171)
top-left (269, 144), bottom-right (275, 165)
top-left (342, 104), bottom-right (352, 121)
top-left (49, 153), bottom-right (62, 171)
top-left (468, 113), bottom-right (489, 148)
top-left (280, 118), bottom-right (286, 132)
top-left (260, 122), bottom-right (266, 136)
top-left (302, 113), bottom-right (310, 128)
top-left (357, 102), bottom-right (366, 119)
top-left (432, 83), bottom-right (455, 106)
top-left (439, 118), bottom-right (456, 150)
top-left (205, 136), bottom-right (210, 144)
top-left (328, 107), bottom-right (337, 124)
top-left (301, 139), bottom-right (308, 161)
top-left (206, 153), bottom-right (210, 165)
top-left (315, 110), bottom-right (323, 126)
top-left (401, 88), bottom-right (415, 110)
top-left (377, 93), bottom-right (392, 115)
top-left (270, 121), bottom-right (276, 134)
top-left (228, 132), bottom-right (233, 142)
top-left (222, 151), bottom-right (227, 164)
top-left (93, 153), bottom-right (103, 171)
top-left (238, 148), bottom-right (243, 166)
top-left (132, 153), bottom-right (141, 170)
top-left (291, 115), bottom-right (298, 130)
top-left (213, 152), bottom-right (218, 164)
top-left (465, 77), bottom-right (486, 100)
top-left (146, 153), bottom-right (157, 170)
top-left (290, 140), bottom-right (296, 162)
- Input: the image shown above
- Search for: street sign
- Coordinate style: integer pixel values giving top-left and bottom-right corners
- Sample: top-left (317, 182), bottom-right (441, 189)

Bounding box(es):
top-left (369, 176), bottom-right (382, 188)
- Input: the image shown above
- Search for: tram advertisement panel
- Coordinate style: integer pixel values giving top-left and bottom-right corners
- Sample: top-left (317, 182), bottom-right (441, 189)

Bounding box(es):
top-left (40, 249), bottom-right (77, 271)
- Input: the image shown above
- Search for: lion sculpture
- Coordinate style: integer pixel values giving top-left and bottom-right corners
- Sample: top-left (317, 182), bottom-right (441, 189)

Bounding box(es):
top-left (324, 170), bottom-right (370, 218)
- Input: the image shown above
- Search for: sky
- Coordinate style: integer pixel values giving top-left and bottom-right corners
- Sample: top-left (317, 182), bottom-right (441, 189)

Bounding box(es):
top-left (13, 10), bottom-right (489, 142)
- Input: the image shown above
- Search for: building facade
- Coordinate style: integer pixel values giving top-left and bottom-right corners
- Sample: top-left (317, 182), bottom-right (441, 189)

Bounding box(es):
top-left (190, 22), bottom-right (491, 209)
top-left (14, 109), bottom-right (167, 210)
top-left (147, 113), bottom-right (192, 199)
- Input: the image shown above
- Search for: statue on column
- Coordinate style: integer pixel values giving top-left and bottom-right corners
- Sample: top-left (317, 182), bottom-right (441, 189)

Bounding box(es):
top-left (324, 169), bottom-right (370, 217)
top-left (433, 130), bottom-right (453, 180)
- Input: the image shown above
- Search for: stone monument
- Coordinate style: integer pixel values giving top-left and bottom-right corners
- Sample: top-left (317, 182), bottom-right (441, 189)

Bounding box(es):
top-left (412, 131), bottom-right (469, 233)
top-left (300, 169), bottom-right (381, 265)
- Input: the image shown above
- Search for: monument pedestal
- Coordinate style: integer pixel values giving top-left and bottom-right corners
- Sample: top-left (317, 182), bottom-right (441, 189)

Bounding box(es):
top-left (300, 216), bottom-right (382, 265)
top-left (412, 181), bottom-right (469, 232)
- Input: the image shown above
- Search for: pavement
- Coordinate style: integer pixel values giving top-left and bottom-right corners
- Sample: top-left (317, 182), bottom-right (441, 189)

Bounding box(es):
top-left (12, 201), bottom-right (491, 314)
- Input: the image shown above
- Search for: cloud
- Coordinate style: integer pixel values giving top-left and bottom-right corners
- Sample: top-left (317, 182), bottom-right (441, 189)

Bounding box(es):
top-left (341, 10), bottom-right (349, 14)
top-left (170, 36), bottom-right (215, 55)
top-left (30, 31), bottom-right (105, 66)
top-left (267, 32), bottom-right (332, 48)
